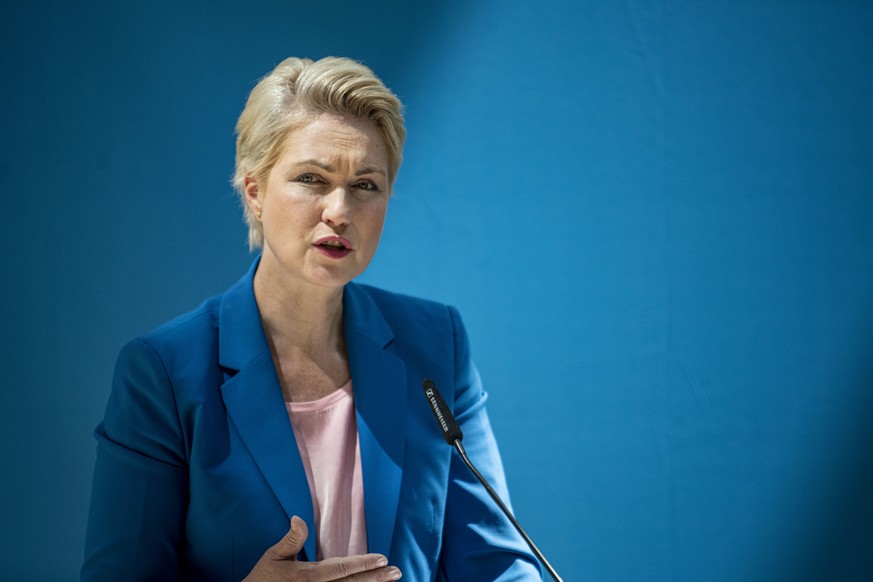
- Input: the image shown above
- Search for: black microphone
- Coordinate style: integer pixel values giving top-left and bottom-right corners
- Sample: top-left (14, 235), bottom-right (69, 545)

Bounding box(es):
top-left (421, 379), bottom-right (563, 582)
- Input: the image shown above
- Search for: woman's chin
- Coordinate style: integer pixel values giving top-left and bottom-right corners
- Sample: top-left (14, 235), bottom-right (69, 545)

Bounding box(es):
top-left (307, 264), bottom-right (365, 289)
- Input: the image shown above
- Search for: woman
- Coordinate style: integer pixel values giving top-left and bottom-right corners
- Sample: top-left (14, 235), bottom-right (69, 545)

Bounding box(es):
top-left (82, 56), bottom-right (541, 581)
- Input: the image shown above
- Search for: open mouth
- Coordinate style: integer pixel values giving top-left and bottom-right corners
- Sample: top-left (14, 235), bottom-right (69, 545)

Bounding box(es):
top-left (314, 237), bottom-right (352, 258)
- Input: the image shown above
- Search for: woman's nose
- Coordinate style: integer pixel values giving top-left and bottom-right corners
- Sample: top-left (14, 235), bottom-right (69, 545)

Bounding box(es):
top-left (321, 187), bottom-right (352, 227)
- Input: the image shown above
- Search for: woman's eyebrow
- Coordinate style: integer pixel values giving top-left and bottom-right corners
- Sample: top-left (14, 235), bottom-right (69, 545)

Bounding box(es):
top-left (297, 159), bottom-right (335, 172)
top-left (296, 160), bottom-right (384, 177)
top-left (356, 166), bottom-right (387, 177)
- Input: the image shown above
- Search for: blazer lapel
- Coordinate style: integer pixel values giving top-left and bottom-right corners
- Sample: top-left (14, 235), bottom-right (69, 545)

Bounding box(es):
top-left (344, 283), bottom-right (408, 558)
top-left (217, 263), bottom-right (317, 561)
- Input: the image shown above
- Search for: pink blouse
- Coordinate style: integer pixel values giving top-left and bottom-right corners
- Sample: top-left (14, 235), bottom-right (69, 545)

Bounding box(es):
top-left (285, 382), bottom-right (367, 560)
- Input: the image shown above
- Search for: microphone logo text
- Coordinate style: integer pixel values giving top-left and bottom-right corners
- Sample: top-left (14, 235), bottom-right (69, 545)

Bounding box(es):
top-left (426, 388), bottom-right (450, 435)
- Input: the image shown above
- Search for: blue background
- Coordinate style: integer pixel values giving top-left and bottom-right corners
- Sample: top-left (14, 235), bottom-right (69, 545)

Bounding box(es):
top-left (2, 1), bottom-right (872, 580)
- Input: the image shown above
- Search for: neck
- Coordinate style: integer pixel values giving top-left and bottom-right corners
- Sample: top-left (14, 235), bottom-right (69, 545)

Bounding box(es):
top-left (253, 260), bottom-right (345, 354)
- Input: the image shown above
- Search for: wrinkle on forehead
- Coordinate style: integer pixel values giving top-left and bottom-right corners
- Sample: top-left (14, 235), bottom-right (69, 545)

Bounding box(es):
top-left (278, 113), bottom-right (388, 176)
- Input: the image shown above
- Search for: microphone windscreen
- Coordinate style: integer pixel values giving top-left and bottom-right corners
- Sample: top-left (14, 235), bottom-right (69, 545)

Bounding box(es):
top-left (422, 379), bottom-right (464, 444)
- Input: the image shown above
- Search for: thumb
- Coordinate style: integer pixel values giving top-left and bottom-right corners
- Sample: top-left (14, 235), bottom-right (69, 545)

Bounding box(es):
top-left (269, 515), bottom-right (308, 561)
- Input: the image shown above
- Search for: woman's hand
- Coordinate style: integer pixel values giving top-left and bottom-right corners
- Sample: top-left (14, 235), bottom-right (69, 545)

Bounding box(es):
top-left (244, 516), bottom-right (402, 581)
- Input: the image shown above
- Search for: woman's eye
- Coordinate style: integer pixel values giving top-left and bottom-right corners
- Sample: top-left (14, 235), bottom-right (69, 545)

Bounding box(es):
top-left (354, 181), bottom-right (379, 191)
top-left (296, 174), bottom-right (321, 184)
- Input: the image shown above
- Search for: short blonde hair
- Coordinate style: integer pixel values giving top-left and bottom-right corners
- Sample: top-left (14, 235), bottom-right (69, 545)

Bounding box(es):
top-left (232, 56), bottom-right (406, 249)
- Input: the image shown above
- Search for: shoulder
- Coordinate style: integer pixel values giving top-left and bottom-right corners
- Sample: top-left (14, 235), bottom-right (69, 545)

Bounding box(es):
top-left (351, 282), bottom-right (453, 316)
top-left (345, 283), bottom-right (470, 385)
top-left (116, 293), bottom-right (223, 384)
top-left (347, 282), bottom-right (464, 337)
top-left (138, 294), bottom-right (221, 351)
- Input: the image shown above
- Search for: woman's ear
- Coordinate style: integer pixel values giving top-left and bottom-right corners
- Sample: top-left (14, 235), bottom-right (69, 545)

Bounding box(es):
top-left (243, 175), bottom-right (262, 219)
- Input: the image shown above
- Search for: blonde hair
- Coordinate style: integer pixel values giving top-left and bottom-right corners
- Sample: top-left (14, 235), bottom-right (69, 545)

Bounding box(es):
top-left (232, 56), bottom-right (406, 249)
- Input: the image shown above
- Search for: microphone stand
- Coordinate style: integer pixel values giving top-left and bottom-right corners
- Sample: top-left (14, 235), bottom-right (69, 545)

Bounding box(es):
top-left (452, 439), bottom-right (564, 582)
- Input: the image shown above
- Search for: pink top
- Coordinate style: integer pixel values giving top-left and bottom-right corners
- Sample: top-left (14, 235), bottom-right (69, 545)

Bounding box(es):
top-left (286, 381), bottom-right (367, 560)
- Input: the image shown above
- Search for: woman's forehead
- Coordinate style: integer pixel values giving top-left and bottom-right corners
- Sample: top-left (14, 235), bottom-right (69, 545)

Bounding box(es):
top-left (277, 114), bottom-right (389, 170)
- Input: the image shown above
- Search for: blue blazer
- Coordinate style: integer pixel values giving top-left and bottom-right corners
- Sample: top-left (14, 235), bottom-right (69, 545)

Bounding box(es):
top-left (82, 260), bottom-right (541, 581)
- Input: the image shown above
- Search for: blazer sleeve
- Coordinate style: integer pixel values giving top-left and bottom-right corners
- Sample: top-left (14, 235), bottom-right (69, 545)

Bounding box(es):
top-left (82, 339), bottom-right (188, 581)
top-left (438, 307), bottom-right (543, 581)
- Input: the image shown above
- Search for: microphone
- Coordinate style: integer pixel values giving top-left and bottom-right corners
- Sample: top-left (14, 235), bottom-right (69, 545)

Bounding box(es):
top-left (421, 379), bottom-right (563, 582)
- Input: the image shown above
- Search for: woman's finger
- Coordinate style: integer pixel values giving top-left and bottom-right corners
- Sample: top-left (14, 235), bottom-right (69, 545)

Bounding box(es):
top-left (266, 515), bottom-right (308, 561)
top-left (310, 554), bottom-right (401, 581)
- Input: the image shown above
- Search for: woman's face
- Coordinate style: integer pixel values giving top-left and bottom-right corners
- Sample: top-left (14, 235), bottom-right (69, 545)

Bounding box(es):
top-left (247, 113), bottom-right (391, 292)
